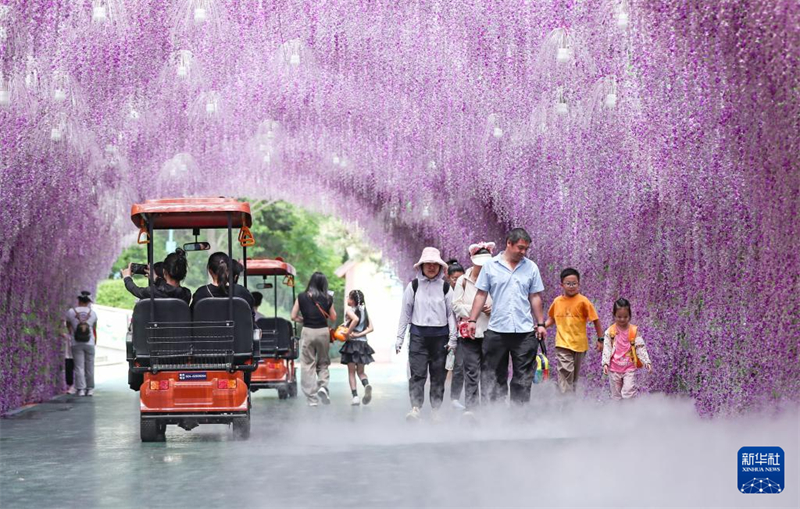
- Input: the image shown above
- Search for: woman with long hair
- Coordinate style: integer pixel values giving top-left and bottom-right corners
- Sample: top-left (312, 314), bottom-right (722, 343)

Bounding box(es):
top-left (190, 251), bottom-right (255, 312)
top-left (291, 271), bottom-right (337, 406)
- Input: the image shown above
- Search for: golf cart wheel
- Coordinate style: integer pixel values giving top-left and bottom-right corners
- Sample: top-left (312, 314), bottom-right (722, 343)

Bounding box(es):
top-left (232, 414), bottom-right (250, 440)
top-left (141, 418), bottom-right (159, 442)
top-left (288, 380), bottom-right (298, 398)
top-left (277, 387), bottom-right (289, 400)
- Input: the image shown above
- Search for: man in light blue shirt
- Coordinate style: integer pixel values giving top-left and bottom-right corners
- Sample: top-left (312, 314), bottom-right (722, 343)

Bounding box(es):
top-left (467, 228), bottom-right (546, 404)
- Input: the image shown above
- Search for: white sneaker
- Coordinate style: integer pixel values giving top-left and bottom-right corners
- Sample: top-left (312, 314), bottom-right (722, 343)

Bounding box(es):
top-left (66, 386), bottom-right (77, 395)
top-left (308, 401), bottom-right (319, 407)
top-left (317, 387), bottom-right (330, 405)
top-left (78, 390), bottom-right (87, 396)
top-left (406, 406), bottom-right (421, 421)
top-left (85, 389), bottom-right (94, 397)
top-left (351, 396), bottom-right (361, 406)
top-left (362, 384), bottom-right (373, 405)
top-left (451, 399), bottom-right (466, 410)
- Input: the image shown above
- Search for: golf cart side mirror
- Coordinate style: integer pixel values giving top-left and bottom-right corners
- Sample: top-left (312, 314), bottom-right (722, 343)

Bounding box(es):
top-left (183, 242), bottom-right (211, 252)
top-left (256, 283), bottom-right (274, 289)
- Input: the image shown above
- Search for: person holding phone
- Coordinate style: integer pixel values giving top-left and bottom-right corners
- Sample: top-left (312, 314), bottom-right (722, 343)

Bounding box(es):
top-left (121, 249), bottom-right (191, 304)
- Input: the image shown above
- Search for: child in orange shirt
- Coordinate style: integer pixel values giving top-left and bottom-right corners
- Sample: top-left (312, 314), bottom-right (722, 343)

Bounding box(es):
top-left (544, 268), bottom-right (603, 394)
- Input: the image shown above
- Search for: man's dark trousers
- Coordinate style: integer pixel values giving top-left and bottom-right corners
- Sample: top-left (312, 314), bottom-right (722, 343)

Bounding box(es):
top-left (481, 330), bottom-right (537, 404)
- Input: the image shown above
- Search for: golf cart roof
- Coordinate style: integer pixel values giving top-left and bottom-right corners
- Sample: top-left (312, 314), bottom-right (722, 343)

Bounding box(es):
top-left (245, 258), bottom-right (296, 277)
top-left (130, 197), bottom-right (252, 229)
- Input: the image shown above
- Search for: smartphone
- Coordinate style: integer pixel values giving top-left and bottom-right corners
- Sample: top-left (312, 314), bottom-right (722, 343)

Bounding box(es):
top-left (130, 263), bottom-right (148, 276)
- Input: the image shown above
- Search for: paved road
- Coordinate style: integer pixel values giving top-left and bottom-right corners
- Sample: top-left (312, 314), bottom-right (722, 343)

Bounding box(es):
top-left (1, 363), bottom-right (797, 508)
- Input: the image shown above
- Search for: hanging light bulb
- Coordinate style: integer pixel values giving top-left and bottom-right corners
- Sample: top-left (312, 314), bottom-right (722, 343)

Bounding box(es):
top-left (289, 52), bottom-right (301, 66)
top-left (92, 1), bottom-right (108, 23)
top-left (263, 153), bottom-right (271, 164)
top-left (422, 205), bottom-right (430, 218)
top-left (556, 87), bottom-right (568, 114)
top-left (0, 85), bottom-right (9, 107)
top-left (205, 101), bottom-right (216, 114)
top-left (50, 127), bottom-right (63, 142)
top-left (553, 28), bottom-right (572, 63)
top-left (340, 158), bottom-right (347, 168)
top-left (177, 65), bottom-right (188, 77)
top-left (194, 7), bottom-right (207, 24)
top-left (616, 12), bottom-right (629, 28)
top-left (54, 88), bottom-right (66, 102)
top-left (604, 93), bottom-right (617, 108)
top-left (493, 126), bottom-right (504, 138)
top-left (332, 154), bottom-right (340, 165)
top-left (128, 108), bottom-right (140, 120)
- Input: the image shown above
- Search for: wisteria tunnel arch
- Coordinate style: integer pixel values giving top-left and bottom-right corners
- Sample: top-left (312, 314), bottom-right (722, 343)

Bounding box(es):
top-left (1, 0), bottom-right (798, 415)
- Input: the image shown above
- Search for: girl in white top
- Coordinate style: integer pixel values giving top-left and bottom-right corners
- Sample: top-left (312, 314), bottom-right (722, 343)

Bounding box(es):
top-left (340, 290), bottom-right (375, 406)
top-left (452, 242), bottom-right (495, 413)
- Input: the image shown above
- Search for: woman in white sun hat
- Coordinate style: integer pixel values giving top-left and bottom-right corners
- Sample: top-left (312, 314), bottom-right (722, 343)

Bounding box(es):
top-left (396, 247), bottom-right (458, 421)
top-left (452, 242), bottom-right (495, 416)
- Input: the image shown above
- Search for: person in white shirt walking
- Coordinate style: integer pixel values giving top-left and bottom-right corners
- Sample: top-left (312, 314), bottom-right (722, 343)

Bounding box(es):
top-left (65, 291), bottom-right (98, 396)
top-left (452, 242), bottom-right (495, 414)
top-left (396, 247), bottom-right (458, 421)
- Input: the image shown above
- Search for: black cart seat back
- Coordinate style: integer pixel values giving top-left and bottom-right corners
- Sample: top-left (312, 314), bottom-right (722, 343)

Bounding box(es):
top-left (192, 297), bottom-right (254, 364)
top-left (257, 317), bottom-right (293, 357)
top-left (131, 298), bottom-right (191, 359)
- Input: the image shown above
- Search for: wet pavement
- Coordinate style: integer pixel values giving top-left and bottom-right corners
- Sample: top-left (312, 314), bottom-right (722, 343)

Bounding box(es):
top-left (2, 363), bottom-right (798, 508)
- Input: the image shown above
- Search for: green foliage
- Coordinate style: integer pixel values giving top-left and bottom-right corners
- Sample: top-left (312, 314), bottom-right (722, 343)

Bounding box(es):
top-left (245, 200), bottom-right (351, 319)
top-left (96, 279), bottom-right (138, 310)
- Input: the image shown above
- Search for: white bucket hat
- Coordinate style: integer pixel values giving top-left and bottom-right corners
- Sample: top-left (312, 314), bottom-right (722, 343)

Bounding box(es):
top-left (413, 247), bottom-right (448, 270)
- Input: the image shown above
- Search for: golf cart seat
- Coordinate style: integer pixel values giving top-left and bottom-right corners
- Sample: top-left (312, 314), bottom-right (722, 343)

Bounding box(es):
top-left (256, 317), bottom-right (296, 358)
top-left (192, 297), bottom-right (256, 366)
top-left (131, 298), bottom-right (192, 362)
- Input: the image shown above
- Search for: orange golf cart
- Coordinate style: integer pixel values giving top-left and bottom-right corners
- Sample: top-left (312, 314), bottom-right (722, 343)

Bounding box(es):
top-left (244, 258), bottom-right (299, 399)
top-left (126, 197), bottom-right (259, 441)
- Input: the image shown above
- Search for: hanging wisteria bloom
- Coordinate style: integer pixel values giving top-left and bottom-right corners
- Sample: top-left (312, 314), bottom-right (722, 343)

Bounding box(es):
top-left (0, 0), bottom-right (798, 415)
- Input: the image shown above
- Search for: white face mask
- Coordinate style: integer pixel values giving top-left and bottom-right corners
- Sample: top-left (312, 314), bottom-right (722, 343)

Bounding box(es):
top-left (471, 253), bottom-right (492, 266)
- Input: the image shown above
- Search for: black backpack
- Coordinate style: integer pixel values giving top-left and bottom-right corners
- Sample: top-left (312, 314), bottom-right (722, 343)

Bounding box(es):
top-left (72, 308), bottom-right (92, 343)
top-left (411, 279), bottom-right (450, 300)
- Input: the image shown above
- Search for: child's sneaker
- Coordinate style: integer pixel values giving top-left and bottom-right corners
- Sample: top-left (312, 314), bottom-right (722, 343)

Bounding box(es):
top-left (406, 407), bottom-right (421, 421)
top-left (451, 399), bottom-right (466, 410)
top-left (351, 396), bottom-right (361, 406)
top-left (66, 386), bottom-right (77, 395)
top-left (362, 384), bottom-right (373, 405)
top-left (316, 387), bottom-right (330, 405)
